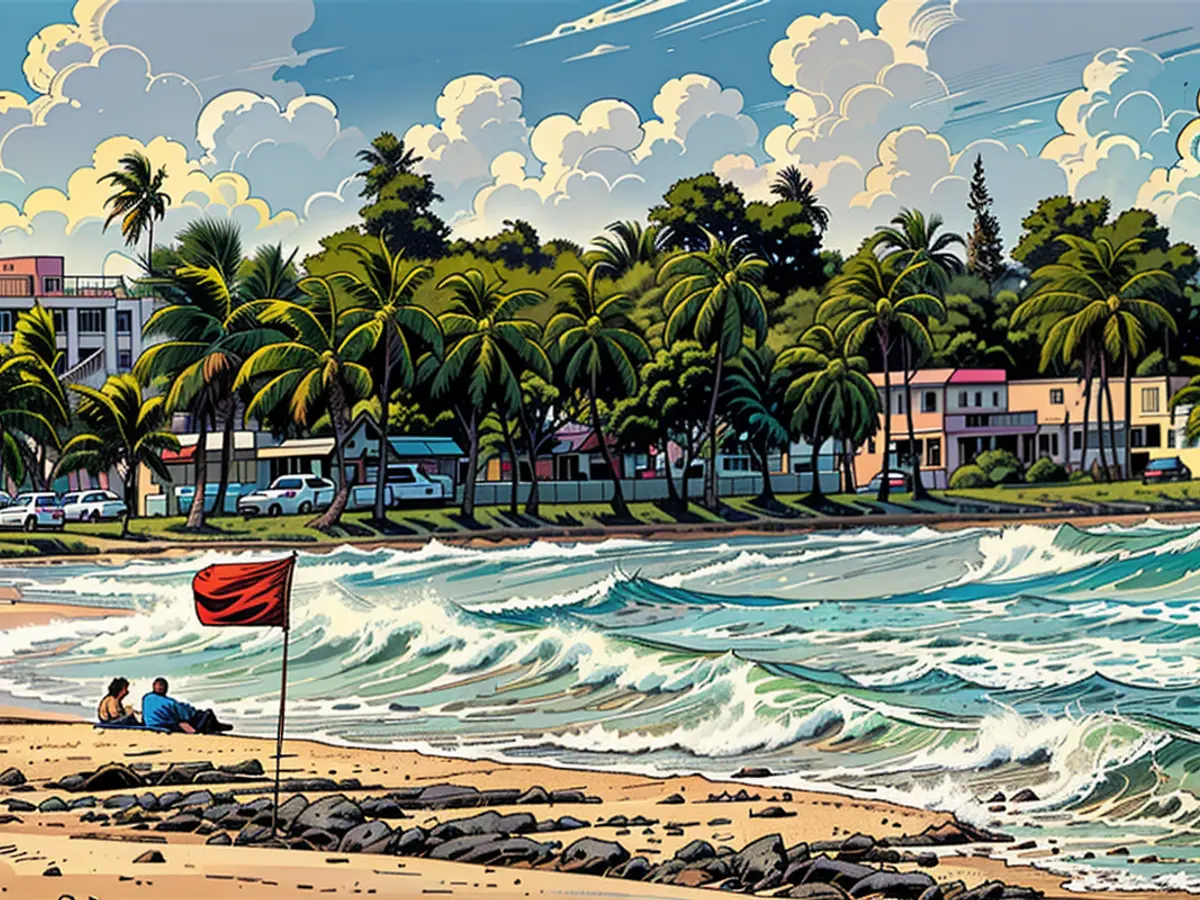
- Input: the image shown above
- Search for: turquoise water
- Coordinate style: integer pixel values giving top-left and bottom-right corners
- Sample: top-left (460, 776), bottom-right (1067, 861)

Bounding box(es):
top-left (2, 522), bottom-right (1200, 890)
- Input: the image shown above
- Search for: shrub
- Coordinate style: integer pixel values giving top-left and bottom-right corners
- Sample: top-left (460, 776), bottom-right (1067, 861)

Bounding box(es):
top-left (949, 464), bottom-right (989, 489)
top-left (974, 449), bottom-right (1024, 484)
top-left (1026, 457), bottom-right (1067, 484)
top-left (1068, 469), bottom-right (1093, 483)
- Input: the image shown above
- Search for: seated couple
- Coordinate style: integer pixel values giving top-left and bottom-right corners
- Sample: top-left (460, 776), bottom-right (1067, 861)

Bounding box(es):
top-left (98, 677), bottom-right (233, 734)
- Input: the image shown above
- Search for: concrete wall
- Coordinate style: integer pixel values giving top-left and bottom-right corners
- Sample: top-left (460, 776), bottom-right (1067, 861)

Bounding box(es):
top-left (465, 472), bottom-right (841, 506)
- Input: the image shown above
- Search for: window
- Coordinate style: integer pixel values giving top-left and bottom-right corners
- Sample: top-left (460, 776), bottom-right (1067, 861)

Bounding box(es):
top-left (305, 478), bottom-right (328, 489)
top-left (0, 311), bottom-right (12, 333)
top-left (1131, 429), bottom-right (1145, 448)
top-left (974, 391), bottom-right (983, 407)
top-left (1050, 388), bottom-right (1064, 405)
top-left (390, 468), bottom-right (416, 483)
top-left (1142, 387), bottom-right (1160, 413)
top-left (117, 350), bottom-right (132, 370)
top-left (116, 310), bottom-right (132, 334)
top-left (1169, 430), bottom-right (1177, 448)
top-left (958, 391), bottom-right (968, 407)
top-left (922, 391), bottom-right (937, 413)
top-left (894, 392), bottom-right (905, 415)
top-left (275, 477), bottom-right (304, 489)
top-left (992, 391), bottom-right (1000, 407)
top-left (42, 277), bottom-right (61, 294)
top-left (1072, 431), bottom-right (1083, 451)
top-left (50, 309), bottom-right (66, 334)
top-left (868, 438), bottom-right (877, 454)
top-left (926, 438), bottom-right (942, 468)
top-left (78, 309), bottom-right (106, 333)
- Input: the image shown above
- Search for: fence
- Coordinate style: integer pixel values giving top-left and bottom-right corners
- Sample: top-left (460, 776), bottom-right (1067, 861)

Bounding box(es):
top-left (464, 472), bottom-right (841, 506)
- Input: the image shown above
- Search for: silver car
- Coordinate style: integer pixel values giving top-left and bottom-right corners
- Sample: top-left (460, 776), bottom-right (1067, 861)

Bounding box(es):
top-left (0, 493), bottom-right (64, 531)
top-left (62, 489), bottom-right (128, 523)
top-left (237, 476), bottom-right (336, 517)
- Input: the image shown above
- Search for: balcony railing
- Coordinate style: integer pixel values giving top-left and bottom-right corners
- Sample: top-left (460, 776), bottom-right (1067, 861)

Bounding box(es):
top-left (0, 274), bottom-right (124, 298)
top-left (60, 349), bottom-right (106, 385)
top-left (947, 411), bottom-right (1038, 431)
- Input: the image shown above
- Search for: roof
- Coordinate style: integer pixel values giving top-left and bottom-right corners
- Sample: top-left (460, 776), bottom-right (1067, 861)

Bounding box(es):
top-left (172, 432), bottom-right (258, 451)
top-left (161, 445), bottom-right (195, 464)
top-left (947, 369), bottom-right (1007, 385)
top-left (388, 436), bottom-right (464, 458)
top-left (258, 438), bottom-right (336, 460)
top-left (868, 368), bottom-right (1007, 387)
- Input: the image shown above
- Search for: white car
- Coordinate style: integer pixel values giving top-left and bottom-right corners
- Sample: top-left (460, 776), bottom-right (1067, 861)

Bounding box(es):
top-left (237, 476), bottom-right (336, 518)
top-left (386, 464), bottom-right (448, 505)
top-left (62, 489), bottom-right (128, 523)
top-left (0, 493), bottom-right (64, 531)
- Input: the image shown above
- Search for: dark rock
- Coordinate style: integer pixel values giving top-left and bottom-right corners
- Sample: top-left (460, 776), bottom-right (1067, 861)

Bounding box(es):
top-left (291, 794), bottom-right (364, 836)
top-left (1010, 789), bottom-right (1039, 803)
top-left (988, 792), bottom-right (1006, 803)
top-left (734, 767), bottom-right (772, 778)
top-left (659, 793), bottom-right (685, 805)
top-left (133, 850), bottom-right (166, 864)
top-left (4, 798), bottom-right (35, 812)
top-left (956, 883), bottom-right (1007, 900)
top-left (549, 789), bottom-right (587, 804)
top-left (360, 797), bottom-right (408, 819)
top-left (102, 795), bottom-right (138, 811)
top-left (193, 771), bottom-right (260, 785)
top-left (786, 885), bottom-right (850, 900)
top-left (136, 793), bottom-right (158, 811)
top-left (709, 817), bottom-right (732, 826)
top-left (155, 813), bottom-right (203, 833)
top-left (206, 832), bottom-right (232, 846)
top-left (42, 866), bottom-right (61, 877)
top-left (282, 778), bottom-right (339, 792)
top-left (338, 778), bottom-right (362, 790)
top-left (339, 820), bottom-right (396, 854)
top-left (0, 767), bottom-right (24, 786)
top-left (849, 871), bottom-right (936, 899)
top-left (394, 826), bottom-right (427, 856)
top-left (220, 759), bottom-right (265, 777)
top-left (478, 789), bottom-right (521, 805)
top-left (418, 784), bottom-right (480, 810)
top-left (69, 797), bottom-right (96, 810)
top-left (276, 794), bottom-right (308, 831)
top-left (611, 856), bottom-right (651, 881)
top-left (516, 786), bottom-right (549, 804)
top-left (178, 790), bottom-right (213, 809)
top-left (58, 774), bottom-right (86, 791)
top-left (915, 852), bottom-right (939, 867)
top-left (788, 843), bottom-right (811, 864)
top-left (155, 791), bottom-right (182, 809)
top-left (155, 762), bottom-right (213, 786)
top-left (37, 797), bottom-right (68, 813)
top-left (82, 764), bottom-right (144, 792)
top-left (1106, 847), bottom-right (1129, 857)
top-left (555, 815), bottom-right (589, 831)
top-left (298, 828), bottom-right (340, 850)
top-left (802, 857), bottom-right (876, 889)
top-left (903, 821), bottom-right (1011, 846)
top-left (195, 822), bottom-right (217, 836)
top-left (752, 806), bottom-right (795, 819)
top-left (203, 803), bottom-right (240, 823)
top-left (235, 824), bottom-right (276, 846)
top-left (430, 811), bottom-right (536, 840)
top-left (731, 834), bottom-right (787, 890)
top-left (675, 840), bottom-right (716, 864)
top-left (838, 834), bottom-right (875, 862)
top-left (559, 837), bottom-right (630, 875)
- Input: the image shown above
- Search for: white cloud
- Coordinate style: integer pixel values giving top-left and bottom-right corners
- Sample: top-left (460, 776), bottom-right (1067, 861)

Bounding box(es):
top-left (564, 44), bottom-right (630, 63)
top-left (521, 0), bottom-right (686, 46)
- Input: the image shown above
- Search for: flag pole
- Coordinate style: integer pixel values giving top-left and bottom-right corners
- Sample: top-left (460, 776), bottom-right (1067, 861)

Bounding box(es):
top-left (271, 552), bottom-right (298, 839)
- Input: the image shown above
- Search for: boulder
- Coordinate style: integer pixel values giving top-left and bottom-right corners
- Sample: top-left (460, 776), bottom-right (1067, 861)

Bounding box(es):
top-left (360, 797), bottom-right (408, 819)
top-left (203, 803), bottom-right (240, 823)
top-left (516, 786), bottom-right (550, 804)
top-left (339, 820), bottom-right (395, 854)
top-left (69, 797), bottom-right (96, 810)
top-left (394, 826), bottom-right (428, 856)
top-left (276, 794), bottom-right (308, 831)
top-left (658, 793), bottom-right (685, 805)
top-left (478, 789), bottom-right (522, 805)
top-left (429, 834), bottom-right (557, 866)
top-left (136, 793), bottom-right (159, 811)
top-left (675, 840), bottom-right (716, 864)
top-left (430, 811), bottom-right (536, 840)
top-left (82, 764), bottom-right (144, 792)
top-left (734, 767), bottom-right (773, 778)
top-left (133, 850), bottom-right (166, 864)
top-left (177, 790), bottom-right (214, 809)
top-left (753, 806), bottom-right (795, 819)
top-left (731, 834), bottom-right (788, 890)
top-left (298, 828), bottom-right (341, 850)
top-left (559, 837), bottom-right (630, 875)
top-left (4, 799), bottom-right (34, 813)
top-left (785, 885), bottom-right (850, 900)
top-left (838, 834), bottom-right (875, 862)
top-left (155, 813), bottom-right (203, 833)
top-left (235, 824), bottom-right (276, 846)
top-left (206, 832), bottom-right (232, 846)
top-left (219, 759), bottom-right (265, 777)
top-left (849, 871), bottom-right (937, 899)
top-left (418, 784), bottom-right (480, 810)
top-left (549, 789), bottom-right (588, 804)
top-left (555, 816), bottom-right (589, 831)
top-left (802, 857), bottom-right (876, 889)
top-left (291, 794), bottom-right (364, 836)
top-left (156, 791), bottom-right (183, 809)
top-left (282, 778), bottom-right (339, 792)
top-left (155, 762), bottom-right (213, 786)
top-left (37, 797), bottom-right (68, 813)
top-left (1010, 789), bottom-right (1039, 803)
top-left (611, 856), bottom-right (651, 881)
top-left (0, 767), bottom-right (25, 787)
top-left (102, 795), bottom-right (138, 811)
top-left (988, 792), bottom-right (1006, 803)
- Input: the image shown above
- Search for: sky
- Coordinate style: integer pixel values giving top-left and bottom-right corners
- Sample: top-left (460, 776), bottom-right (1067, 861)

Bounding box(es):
top-left (2, 0), bottom-right (1200, 274)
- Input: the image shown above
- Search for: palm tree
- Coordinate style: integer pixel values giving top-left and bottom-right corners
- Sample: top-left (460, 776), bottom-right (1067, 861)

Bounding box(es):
top-left (547, 262), bottom-right (650, 518)
top-left (99, 151), bottom-right (170, 273)
top-left (357, 132), bottom-right (422, 200)
top-left (56, 375), bottom-right (179, 538)
top-left (656, 231), bottom-right (769, 510)
top-left (722, 345), bottom-right (791, 505)
top-left (0, 307), bottom-right (68, 492)
top-left (782, 324), bottom-right (880, 499)
top-left (588, 221), bottom-right (672, 277)
top-left (1012, 235), bottom-right (1178, 479)
top-left (1170, 357), bottom-right (1200, 446)
top-left (336, 235), bottom-right (441, 522)
top-left (235, 276), bottom-right (373, 531)
top-left (432, 269), bottom-right (550, 519)
top-left (819, 251), bottom-right (943, 501)
top-left (769, 166), bottom-right (830, 234)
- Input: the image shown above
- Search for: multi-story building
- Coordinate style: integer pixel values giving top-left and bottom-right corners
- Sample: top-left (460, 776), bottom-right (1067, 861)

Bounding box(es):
top-left (0, 255), bottom-right (158, 388)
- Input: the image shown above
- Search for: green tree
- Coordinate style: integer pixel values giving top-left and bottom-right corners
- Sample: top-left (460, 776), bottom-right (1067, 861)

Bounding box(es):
top-left (0, 306), bottom-right (68, 491)
top-left (450, 219), bottom-right (555, 272)
top-left (819, 251), bottom-right (942, 501)
top-left (358, 132), bottom-right (450, 260)
top-left (657, 231), bottom-right (768, 510)
top-left (966, 155), bottom-right (1004, 283)
top-left (1170, 357), bottom-right (1200, 445)
top-left (547, 262), bottom-right (649, 518)
top-left (235, 276), bottom-right (373, 531)
top-left (56, 374), bottom-right (179, 537)
top-left (513, 371), bottom-right (582, 516)
top-left (587, 221), bottom-right (672, 277)
top-left (431, 269), bottom-right (550, 519)
top-left (1012, 196), bottom-right (1111, 273)
top-left (722, 344), bottom-right (791, 505)
top-left (356, 132), bottom-right (422, 200)
top-left (335, 235), bottom-right (441, 522)
top-left (99, 151), bottom-right (170, 272)
top-left (769, 166), bottom-right (830, 234)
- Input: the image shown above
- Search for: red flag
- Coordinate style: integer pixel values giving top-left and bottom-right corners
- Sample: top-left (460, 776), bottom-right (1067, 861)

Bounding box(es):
top-left (193, 556), bottom-right (295, 628)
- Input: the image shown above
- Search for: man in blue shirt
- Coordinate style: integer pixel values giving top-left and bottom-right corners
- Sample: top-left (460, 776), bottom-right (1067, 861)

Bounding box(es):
top-left (141, 677), bottom-right (232, 734)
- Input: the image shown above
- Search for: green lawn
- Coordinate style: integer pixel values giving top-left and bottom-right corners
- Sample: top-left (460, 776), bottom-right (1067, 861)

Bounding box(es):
top-left (940, 478), bottom-right (1200, 508)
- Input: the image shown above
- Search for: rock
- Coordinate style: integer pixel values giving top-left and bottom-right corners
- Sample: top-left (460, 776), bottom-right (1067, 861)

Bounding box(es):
top-left (559, 837), bottom-right (630, 875)
top-left (555, 815), bottom-right (589, 831)
top-left (478, 789), bottom-right (522, 805)
top-left (849, 871), bottom-right (936, 899)
top-left (339, 820), bottom-right (395, 854)
top-left (42, 866), bottom-right (61, 877)
top-left (675, 840), bottom-right (716, 864)
top-left (69, 797), bottom-right (96, 810)
top-left (206, 833), bottom-right (232, 846)
top-left (155, 762), bottom-right (214, 786)
top-left (193, 771), bottom-right (257, 785)
top-left (176, 790), bottom-right (214, 809)
top-left (673, 868), bottom-right (717, 888)
top-left (360, 797), bottom-right (407, 819)
top-left (291, 794), bottom-right (364, 836)
top-left (394, 826), bottom-right (427, 856)
top-left (235, 824), bottom-right (276, 846)
top-left (753, 806), bottom-right (795, 819)
top-left (276, 794), bottom-right (308, 831)
top-left (837, 834), bottom-right (875, 862)
top-left (133, 850), bottom-right (166, 864)
top-left (658, 793), bottom-right (685, 805)
top-left (430, 811), bottom-right (537, 840)
top-left (4, 799), bottom-right (35, 812)
top-left (786, 886), bottom-right (850, 900)
top-left (82, 764), bottom-right (143, 792)
top-left (102, 795), bottom-right (138, 811)
top-left (905, 821), bottom-right (1009, 846)
top-left (338, 778), bottom-right (362, 790)
top-left (135, 793), bottom-right (158, 811)
top-left (155, 813), bottom-right (203, 833)
top-left (57, 774), bottom-right (87, 792)
top-left (517, 786), bottom-right (550, 804)
top-left (1010, 789), bottom-right (1039, 803)
top-left (1106, 847), bottom-right (1129, 857)
top-left (281, 778), bottom-right (339, 792)
top-left (203, 803), bottom-right (240, 823)
top-left (802, 857), bottom-right (876, 889)
top-left (734, 767), bottom-right (773, 778)
top-left (612, 856), bottom-right (651, 880)
top-left (196, 822), bottom-right (217, 836)
top-left (988, 792), bottom-right (1006, 803)
top-left (956, 883), bottom-right (1006, 900)
top-left (38, 797), bottom-right (68, 813)
top-left (156, 791), bottom-right (182, 809)
top-left (430, 834), bottom-right (558, 866)
top-left (0, 767), bottom-right (25, 787)
top-left (549, 789), bottom-right (587, 804)
top-left (915, 852), bottom-right (939, 867)
top-left (731, 834), bottom-right (787, 891)
top-left (709, 817), bottom-right (732, 826)
top-left (298, 828), bottom-right (340, 850)
top-left (220, 759), bottom-right (264, 777)
top-left (418, 784), bottom-right (480, 810)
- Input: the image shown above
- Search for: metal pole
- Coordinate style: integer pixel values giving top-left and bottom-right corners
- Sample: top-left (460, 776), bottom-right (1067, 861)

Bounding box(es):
top-left (271, 553), bottom-right (297, 838)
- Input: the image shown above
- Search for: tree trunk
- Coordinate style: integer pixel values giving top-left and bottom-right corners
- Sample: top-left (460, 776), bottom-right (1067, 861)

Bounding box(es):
top-left (185, 414), bottom-right (209, 530)
top-left (903, 340), bottom-right (928, 500)
top-left (373, 331), bottom-right (393, 523)
top-left (501, 413), bottom-right (520, 516)
top-left (589, 378), bottom-right (629, 519)
top-left (808, 389), bottom-right (832, 501)
top-left (122, 465), bottom-right (136, 539)
top-left (843, 445), bottom-right (855, 495)
top-left (704, 351), bottom-right (725, 510)
top-left (756, 434), bottom-right (775, 505)
top-left (212, 397), bottom-right (235, 517)
top-left (878, 336), bottom-right (893, 502)
top-left (1094, 351), bottom-right (1110, 480)
top-left (461, 408), bottom-right (480, 520)
top-left (308, 378), bottom-right (353, 531)
top-left (1104, 354), bottom-right (1120, 481)
top-left (146, 219), bottom-right (155, 275)
top-left (1122, 341), bottom-right (1132, 482)
top-left (1080, 352), bottom-right (1093, 475)
top-left (519, 407), bottom-right (541, 517)
top-left (662, 439), bottom-right (679, 509)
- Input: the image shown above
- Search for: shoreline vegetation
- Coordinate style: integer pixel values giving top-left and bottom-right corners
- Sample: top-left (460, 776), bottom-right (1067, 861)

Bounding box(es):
top-left (0, 717), bottom-right (1181, 900)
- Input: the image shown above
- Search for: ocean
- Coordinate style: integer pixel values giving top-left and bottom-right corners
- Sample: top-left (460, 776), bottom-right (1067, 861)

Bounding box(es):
top-left (1, 522), bottom-right (1200, 892)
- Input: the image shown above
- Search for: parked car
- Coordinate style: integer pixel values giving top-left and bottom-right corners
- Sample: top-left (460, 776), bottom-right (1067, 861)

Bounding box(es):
top-left (1143, 456), bottom-right (1191, 485)
top-left (237, 476), bottom-right (336, 518)
top-left (176, 483), bottom-right (252, 515)
top-left (346, 483), bottom-right (395, 511)
top-left (0, 491), bottom-right (14, 509)
top-left (0, 493), bottom-right (64, 531)
top-left (62, 489), bottom-right (127, 523)
top-left (386, 464), bottom-right (448, 505)
top-left (858, 470), bottom-right (911, 494)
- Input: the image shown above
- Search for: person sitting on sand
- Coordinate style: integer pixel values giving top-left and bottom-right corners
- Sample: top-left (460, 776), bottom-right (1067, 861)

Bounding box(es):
top-left (141, 677), bottom-right (232, 734)
top-left (97, 677), bottom-right (139, 726)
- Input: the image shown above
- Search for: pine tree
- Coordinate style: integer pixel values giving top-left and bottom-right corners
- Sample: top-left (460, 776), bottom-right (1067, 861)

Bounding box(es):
top-left (966, 154), bottom-right (1004, 283)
